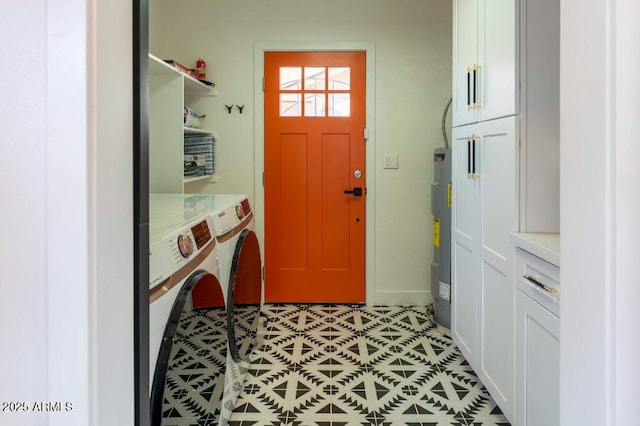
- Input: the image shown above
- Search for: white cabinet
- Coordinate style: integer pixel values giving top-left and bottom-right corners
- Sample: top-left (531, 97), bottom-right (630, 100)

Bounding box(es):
top-left (514, 244), bottom-right (560, 426)
top-left (451, 116), bottom-right (518, 422)
top-left (515, 293), bottom-right (559, 426)
top-left (450, 0), bottom-right (560, 422)
top-left (452, 0), bottom-right (519, 126)
top-left (148, 54), bottom-right (217, 193)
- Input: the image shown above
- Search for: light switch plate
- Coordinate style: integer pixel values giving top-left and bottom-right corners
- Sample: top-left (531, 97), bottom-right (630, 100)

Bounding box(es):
top-left (384, 153), bottom-right (399, 169)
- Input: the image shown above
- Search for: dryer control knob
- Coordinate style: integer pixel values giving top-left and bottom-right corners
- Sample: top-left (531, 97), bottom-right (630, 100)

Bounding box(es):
top-left (177, 234), bottom-right (194, 258)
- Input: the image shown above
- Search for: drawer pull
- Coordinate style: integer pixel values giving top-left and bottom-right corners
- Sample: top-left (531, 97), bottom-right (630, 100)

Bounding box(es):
top-left (523, 274), bottom-right (558, 294)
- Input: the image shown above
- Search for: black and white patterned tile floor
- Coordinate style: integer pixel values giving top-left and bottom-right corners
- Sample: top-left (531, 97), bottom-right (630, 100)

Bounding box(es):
top-left (229, 304), bottom-right (510, 426)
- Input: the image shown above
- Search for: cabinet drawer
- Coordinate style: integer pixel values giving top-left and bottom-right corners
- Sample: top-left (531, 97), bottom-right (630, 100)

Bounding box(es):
top-left (515, 247), bottom-right (559, 317)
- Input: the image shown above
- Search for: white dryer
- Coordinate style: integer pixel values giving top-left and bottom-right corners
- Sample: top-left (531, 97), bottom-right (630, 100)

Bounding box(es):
top-left (208, 194), bottom-right (263, 421)
top-left (148, 194), bottom-right (226, 426)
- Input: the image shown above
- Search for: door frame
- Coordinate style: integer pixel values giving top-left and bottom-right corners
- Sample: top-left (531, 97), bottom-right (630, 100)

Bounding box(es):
top-left (254, 41), bottom-right (376, 305)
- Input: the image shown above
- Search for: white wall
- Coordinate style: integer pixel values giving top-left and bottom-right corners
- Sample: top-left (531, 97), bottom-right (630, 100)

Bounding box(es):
top-left (0, 3), bottom-right (49, 424)
top-left (561, 0), bottom-right (640, 424)
top-left (614, 2), bottom-right (640, 423)
top-left (560, 0), bottom-right (608, 418)
top-left (150, 0), bottom-right (452, 305)
top-left (0, 1), bottom-right (134, 425)
top-left (92, 0), bottom-right (135, 423)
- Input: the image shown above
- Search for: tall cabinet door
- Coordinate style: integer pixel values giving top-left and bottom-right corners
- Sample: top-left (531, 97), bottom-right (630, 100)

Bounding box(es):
top-left (451, 124), bottom-right (480, 368)
top-left (477, 116), bottom-right (517, 420)
top-left (516, 290), bottom-right (560, 426)
top-left (477, 0), bottom-right (519, 122)
top-left (452, 0), bottom-right (479, 126)
top-left (451, 117), bottom-right (517, 422)
top-left (453, 0), bottom-right (518, 126)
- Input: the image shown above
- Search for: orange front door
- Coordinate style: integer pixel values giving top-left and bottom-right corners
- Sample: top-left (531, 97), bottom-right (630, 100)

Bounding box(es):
top-left (264, 51), bottom-right (366, 303)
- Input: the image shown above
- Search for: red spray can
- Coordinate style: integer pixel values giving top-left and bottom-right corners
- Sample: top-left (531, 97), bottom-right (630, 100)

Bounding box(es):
top-left (196, 57), bottom-right (206, 80)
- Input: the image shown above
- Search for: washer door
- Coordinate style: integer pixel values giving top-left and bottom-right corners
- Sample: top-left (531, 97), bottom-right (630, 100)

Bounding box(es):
top-left (227, 229), bottom-right (262, 362)
top-left (150, 270), bottom-right (227, 426)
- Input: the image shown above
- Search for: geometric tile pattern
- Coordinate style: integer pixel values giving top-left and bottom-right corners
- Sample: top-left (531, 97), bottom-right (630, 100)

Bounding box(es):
top-left (160, 307), bottom-right (229, 426)
top-left (229, 304), bottom-right (511, 426)
top-left (159, 304), bottom-right (267, 426)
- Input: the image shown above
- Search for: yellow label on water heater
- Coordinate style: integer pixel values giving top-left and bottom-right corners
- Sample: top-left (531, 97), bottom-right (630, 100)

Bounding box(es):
top-left (448, 183), bottom-right (452, 208)
top-left (433, 217), bottom-right (440, 248)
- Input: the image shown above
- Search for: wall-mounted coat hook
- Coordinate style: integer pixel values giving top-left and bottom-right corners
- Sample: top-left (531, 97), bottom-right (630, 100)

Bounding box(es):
top-left (236, 105), bottom-right (245, 114)
top-left (225, 104), bottom-right (233, 114)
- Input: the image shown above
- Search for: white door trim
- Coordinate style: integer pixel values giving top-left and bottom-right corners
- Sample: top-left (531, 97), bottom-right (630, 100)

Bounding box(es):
top-left (254, 41), bottom-right (376, 305)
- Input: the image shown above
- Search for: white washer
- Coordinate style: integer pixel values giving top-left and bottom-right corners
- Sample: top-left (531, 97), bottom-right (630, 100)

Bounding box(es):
top-left (148, 194), bottom-right (225, 425)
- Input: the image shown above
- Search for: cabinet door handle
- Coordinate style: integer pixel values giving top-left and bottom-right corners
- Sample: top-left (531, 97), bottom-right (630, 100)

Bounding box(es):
top-left (472, 139), bottom-right (476, 175)
top-left (467, 138), bottom-right (471, 178)
top-left (471, 64), bottom-right (481, 110)
top-left (523, 274), bottom-right (559, 293)
top-left (466, 136), bottom-right (479, 180)
top-left (472, 67), bottom-right (477, 106)
top-left (467, 68), bottom-right (471, 108)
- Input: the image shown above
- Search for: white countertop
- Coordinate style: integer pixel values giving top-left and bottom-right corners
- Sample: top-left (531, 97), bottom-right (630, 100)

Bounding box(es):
top-left (149, 193), bottom-right (246, 241)
top-left (511, 232), bottom-right (560, 267)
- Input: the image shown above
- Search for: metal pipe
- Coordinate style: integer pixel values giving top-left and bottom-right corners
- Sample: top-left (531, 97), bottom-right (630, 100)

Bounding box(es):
top-left (441, 96), bottom-right (452, 148)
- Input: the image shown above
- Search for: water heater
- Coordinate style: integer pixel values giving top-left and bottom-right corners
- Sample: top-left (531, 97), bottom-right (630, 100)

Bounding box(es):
top-left (431, 147), bottom-right (452, 328)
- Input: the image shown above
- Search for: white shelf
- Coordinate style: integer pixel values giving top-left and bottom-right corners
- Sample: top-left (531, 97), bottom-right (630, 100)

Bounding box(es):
top-left (184, 74), bottom-right (217, 96)
top-left (149, 51), bottom-right (219, 194)
top-left (183, 126), bottom-right (212, 135)
top-left (183, 174), bottom-right (216, 184)
top-left (148, 53), bottom-right (217, 96)
top-left (148, 53), bottom-right (178, 76)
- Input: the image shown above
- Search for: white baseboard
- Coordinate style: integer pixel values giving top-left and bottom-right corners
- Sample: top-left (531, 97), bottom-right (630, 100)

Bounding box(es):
top-left (373, 291), bottom-right (434, 306)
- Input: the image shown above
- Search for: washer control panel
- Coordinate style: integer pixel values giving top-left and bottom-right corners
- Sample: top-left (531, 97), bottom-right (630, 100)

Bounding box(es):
top-left (190, 219), bottom-right (212, 249)
top-left (149, 217), bottom-right (214, 288)
top-left (212, 198), bottom-right (252, 237)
